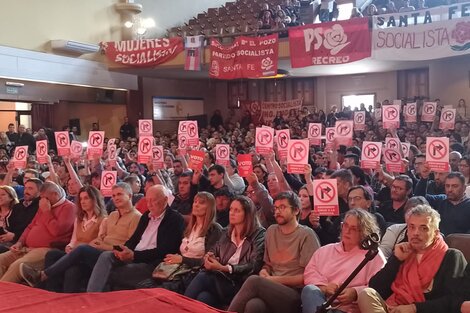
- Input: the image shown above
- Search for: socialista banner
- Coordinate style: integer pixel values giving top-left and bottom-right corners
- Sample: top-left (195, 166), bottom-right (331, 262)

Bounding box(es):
top-left (288, 17), bottom-right (371, 68)
top-left (209, 34), bottom-right (279, 79)
top-left (372, 2), bottom-right (470, 60)
top-left (101, 38), bottom-right (184, 67)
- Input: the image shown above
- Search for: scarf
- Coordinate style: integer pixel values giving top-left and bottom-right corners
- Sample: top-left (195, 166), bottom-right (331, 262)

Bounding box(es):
top-left (386, 235), bottom-right (448, 306)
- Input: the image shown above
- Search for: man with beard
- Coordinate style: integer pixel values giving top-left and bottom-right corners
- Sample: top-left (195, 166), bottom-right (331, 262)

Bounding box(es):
top-left (414, 164), bottom-right (449, 196)
top-left (378, 175), bottom-right (413, 225)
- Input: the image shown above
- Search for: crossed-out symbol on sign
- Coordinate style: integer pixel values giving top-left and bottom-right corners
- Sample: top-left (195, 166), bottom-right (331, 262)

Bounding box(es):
top-left (326, 130), bottom-right (335, 141)
top-left (103, 173), bottom-right (115, 188)
top-left (217, 146), bottom-right (228, 158)
top-left (72, 144), bottom-right (82, 154)
top-left (364, 143), bottom-right (380, 159)
top-left (402, 144), bottom-right (409, 156)
top-left (425, 104), bottom-right (435, 114)
top-left (385, 149), bottom-right (400, 162)
top-left (443, 111), bottom-right (454, 121)
top-left (179, 136), bottom-right (187, 148)
top-left (278, 133), bottom-right (288, 149)
top-left (428, 140), bottom-right (447, 158)
top-left (140, 139), bottom-right (151, 154)
top-left (257, 130), bottom-right (272, 145)
top-left (337, 123), bottom-right (351, 136)
top-left (140, 121), bottom-right (151, 132)
top-left (309, 125), bottom-right (320, 137)
top-left (179, 122), bottom-right (187, 133)
top-left (407, 105), bottom-right (416, 115)
top-left (188, 123), bottom-right (197, 136)
top-left (38, 143), bottom-right (46, 155)
top-left (90, 134), bottom-right (102, 147)
top-left (15, 148), bottom-right (26, 159)
top-left (355, 113), bottom-right (364, 123)
top-left (386, 107), bottom-right (398, 119)
top-left (315, 182), bottom-right (336, 202)
top-left (58, 134), bottom-right (68, 147)
top-left (153, 148), bottom-right (161, 159)
top-left (289, 142), bottom-right (306, 162)
top-left (387, 140), bottom-right (398, 150)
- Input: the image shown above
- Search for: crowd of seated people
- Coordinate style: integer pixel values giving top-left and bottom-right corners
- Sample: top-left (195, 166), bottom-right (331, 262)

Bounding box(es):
top-left (0, 95), bottom-right (470, 312)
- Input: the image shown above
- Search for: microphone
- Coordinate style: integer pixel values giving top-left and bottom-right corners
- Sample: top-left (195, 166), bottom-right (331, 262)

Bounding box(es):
top-left (360, 233), bottom-right (380, 250)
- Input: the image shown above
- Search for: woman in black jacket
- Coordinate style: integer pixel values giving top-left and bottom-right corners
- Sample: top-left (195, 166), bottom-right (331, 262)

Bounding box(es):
top-left (184, 195), bottom-right (265, 309)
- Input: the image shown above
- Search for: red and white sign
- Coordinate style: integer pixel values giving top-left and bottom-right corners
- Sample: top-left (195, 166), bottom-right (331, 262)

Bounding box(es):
top-left (108, 144), bottom-right (117, 167)
top-left (361, 141), bottom-right (382, 169)
top-left (374, 108), bottom-right (382, 121)
top-left (209, 34), bottom-right (279, 79)
top-left (70, 141), bottom-right (83, 159)
top-left (215, 144), bottom-right (231, 166)
top-left (401, 142), bottom-right (411, 159)
top-left (383, 148), bottom-right (405, 173)
top-left (287, 139), bottom-right (309, 174)
top-left (138, 136), bottom-right (153, 164)
top-left (100, 171), bottom-right (117, 197)
top-left (308, 123), bottom-right (322, 146)
top-left (237, 154), bottom-right (253, 177)
top-left (313, 179), bottom-right (339, 216)
top-left (404, 103), bottom-right (417, 123)
top-left (422, 102), bottom-right (437, 122)
top-left (276, 129), bottom-right (290, 161)
top-left (260, 99), bottom-right (302, 125)
top-left (152, 145), bottom-right (165, 170)
top-left (288, 18), bottom-right (371, 68)
top-left (354, 111), bottom-right (366, 130)
top-left (138, 119), bottom-right (153, 136)
top-left (439, 107), bottom-right (456, 130)
top-left (178, 120), bottom-right (199, 146)
top-left (178, 134), bottom-right (188, 155)
top-left (87, 131), bottom-right (105, 159)
top-left (385, 137), bottom-right (401, 152)
top-left (188, 150), bottom-right (205, 171)
top-left (426, 137), bottom-right (450, 172)
top-left (255, 127), bottom-right (274, 155)
top-left (335, 120), bottom-right (353, 146)
top-left (13, 146), bottom-right (28, 169)
top-left (101, 38), bottom-right (184, 67)
top-left (325, 127), bottom-right (336, 150)
top-left (36, 140), bottom-right (48, 164)
top-left (382, 105), bottom-right (400, 129)
top-left (54, 131), bottom-right (70, 156)
top-left (108, 138), bottom-right (116, 146)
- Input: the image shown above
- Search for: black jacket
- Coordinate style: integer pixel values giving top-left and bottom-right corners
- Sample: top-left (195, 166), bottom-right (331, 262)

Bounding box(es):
top-left (182, 223), bottom-right (224, 268)
top-left (125, 208), bottom-right (185, 266)
top-left (369, 249), bottom-right (467, 313)
top-left (8, 198), bottom-right (40, 242)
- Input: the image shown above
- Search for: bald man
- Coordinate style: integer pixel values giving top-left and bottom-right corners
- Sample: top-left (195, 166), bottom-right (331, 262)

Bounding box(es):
top-left (87, 185), bottom-right (185, 292)
top-left (449, 151), bottom-right (462, 172)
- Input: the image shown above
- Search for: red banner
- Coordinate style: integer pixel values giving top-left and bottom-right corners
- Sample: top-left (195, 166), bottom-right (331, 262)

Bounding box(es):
top-left (209, 34), bottom-right (279, 79)
top-left (101, 38), bottom-right (184, 67)
top-left (288, 18), bottom-right (371, 68)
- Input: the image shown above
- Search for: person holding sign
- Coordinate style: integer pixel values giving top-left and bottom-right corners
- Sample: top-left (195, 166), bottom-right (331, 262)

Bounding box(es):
top-left (302, 209), bottom-right (386, 313)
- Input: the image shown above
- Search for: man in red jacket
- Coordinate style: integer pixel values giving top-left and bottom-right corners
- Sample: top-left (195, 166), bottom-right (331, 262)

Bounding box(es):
top-left (0, 181), bottom-right (76, 283)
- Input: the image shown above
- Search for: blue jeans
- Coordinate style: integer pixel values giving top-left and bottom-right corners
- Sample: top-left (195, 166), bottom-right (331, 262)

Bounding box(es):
top-left (301, 285), bottom-right (344, 313)
top-left (44, 245), bottom-right (104, 278)
top-left (185, 271), bottom-right (238, 308)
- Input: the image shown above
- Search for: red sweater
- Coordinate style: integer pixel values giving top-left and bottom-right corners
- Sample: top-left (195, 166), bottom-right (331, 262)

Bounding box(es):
top-left (20, 198), bottom-right (76, 248)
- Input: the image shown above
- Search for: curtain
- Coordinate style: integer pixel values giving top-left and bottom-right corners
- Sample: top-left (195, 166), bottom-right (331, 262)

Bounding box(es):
top-left (31, 102), bottom-right (54, 130)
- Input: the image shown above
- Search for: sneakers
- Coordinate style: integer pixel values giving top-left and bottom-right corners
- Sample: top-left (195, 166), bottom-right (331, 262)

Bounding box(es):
top-left (19, 263), bottom-right (41, 287)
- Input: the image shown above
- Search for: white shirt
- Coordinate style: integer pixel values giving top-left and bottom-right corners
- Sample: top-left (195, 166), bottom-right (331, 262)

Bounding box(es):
top-left (180, 226), bottom-right (205, 258)
top-left (135, 211), bottom-right (165, 251)
top-left (227, 231), bottom-right (246, 265)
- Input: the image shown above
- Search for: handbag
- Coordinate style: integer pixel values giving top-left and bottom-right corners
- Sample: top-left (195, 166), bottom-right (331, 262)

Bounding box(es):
top-left (152, 262), bottom-right (192, 281)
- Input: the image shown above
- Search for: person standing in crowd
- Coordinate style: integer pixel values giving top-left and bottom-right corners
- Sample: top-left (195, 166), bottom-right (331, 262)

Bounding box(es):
top-left (119, 117), bottom-right (136, 141)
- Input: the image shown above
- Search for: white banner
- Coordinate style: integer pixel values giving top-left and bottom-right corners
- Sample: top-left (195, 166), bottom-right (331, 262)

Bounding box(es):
top-left (372, 3), bottom-right (470, 60)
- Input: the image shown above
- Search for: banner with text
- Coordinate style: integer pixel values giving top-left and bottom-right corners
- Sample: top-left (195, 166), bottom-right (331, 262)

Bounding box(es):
top-left (260, 99), bottom-right (303, 125)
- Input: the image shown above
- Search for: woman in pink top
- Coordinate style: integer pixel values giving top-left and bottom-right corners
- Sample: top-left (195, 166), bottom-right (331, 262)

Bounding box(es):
top-left (301, 209), bottom-right (386, 313)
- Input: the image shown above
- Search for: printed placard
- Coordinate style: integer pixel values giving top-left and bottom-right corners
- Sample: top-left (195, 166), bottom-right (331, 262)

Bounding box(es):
top-left (287, 139), bottom-right (309, 174)
top-left (385, 137), bottom-right (401, 152)
top-left (54, 131), bottom-right (70, 156)
top-left (383, 148), bottom-right (405, 173)
top-left (426, 137), bottom-right (450, 172)
top-left (138, 136), bottom-right (153, 164)
top-left (308, 123), bottom-right (322, 146)
top-left (36, 140), bottom-right (48, 164)
top-left (70, 141), bottom-right (84, 159)
top-left (215, 144), bottom-right (231, 166)
top-left (313, 179), bottom-right (339, 216)
top-left (422, 102), bottom-right (437, 122)
top-left (374, 108), bottom-right (382, 121)
top-left (188, 150), bottom-right (205, 171)
top-left (404, 103), bottom-right (417, 123)
top-left (276, 129), bottom-right (290, 161)
top-left (138, 119), bottom-right (153, 136)
top-left (360, 141), bottom-right (382, 169)
top-left (178, 134), bottom-right (189, 156)
top-left (439, 107), bottom-right (456, 130)
top-left (152, 145), bottom-right (165, 170)
top-left (108, 144), bottom-right (117, 167)
top-left (382, 105), bottom-right (400, 129)
top-left (100, 171), bottom-right (117, 197)
top-left (325, 127), bottom-right (336, 151)
top-left (335, 120), bottom-right (353, 146)
top-left (179, 120), bottom-right (199, 146)
top-left (87, 131), bottom-right (105, 159)
top-left (237, 154), bottom-right (253, 177)
top-left (354, 111), bottom-right (366, 131)
top-left (13, 146), bottom-right (28, 169)
top-left (401, 142), bottom-right (411, 159)
top-left (255, 127), bottom-right (274, 155)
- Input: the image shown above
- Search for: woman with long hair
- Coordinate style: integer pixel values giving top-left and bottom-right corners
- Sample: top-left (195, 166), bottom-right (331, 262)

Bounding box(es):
top-left (137, 192), bottom-right (223, 293)
top-left (0, 185), bottom-right (19, 252)
top-left (185, 196), bottom-right (265, 308)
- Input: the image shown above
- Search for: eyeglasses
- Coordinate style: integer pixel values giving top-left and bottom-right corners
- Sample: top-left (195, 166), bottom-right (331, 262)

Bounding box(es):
top-left (273, 205), bottom-right (292, 212)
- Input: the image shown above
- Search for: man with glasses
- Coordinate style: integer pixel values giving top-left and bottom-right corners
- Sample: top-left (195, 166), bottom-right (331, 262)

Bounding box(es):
top-left (229, 191), bottom-right (320, 313)
top-left (378, 175), bottom-right (413, 225)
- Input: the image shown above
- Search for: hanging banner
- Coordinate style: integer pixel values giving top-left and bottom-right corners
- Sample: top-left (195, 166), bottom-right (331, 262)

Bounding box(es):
top-left (308, 123), bottom-right (322, 146)
top-left (276, 129), bottom-right (290, 161)
top-left (240, 100), bottom-right (262, 125)
top-left (422, 102), bottom-right (437, 122)
top-left (439, 107), bottom-right (456, 129)
top-left (382, 104), bottom-right (400, 129)
top-left (209, 34), bottom-right (279, 79)
top-left (101, 38), bottom-right (184, 67)
top-left (288, 18), bottom-right (371, 68)
top-left (185, 35), bottom-right (204, 71)
top-left (372, 3), bottom-right (470, 60)
top-left (404, 103), bottom-right (417, 122)
top-left (335, 120), bottom-right (353, 146)
top-left (260, 99), bottom-right (302, 125)
top-left (287, 139), bottom-right (309, 174)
